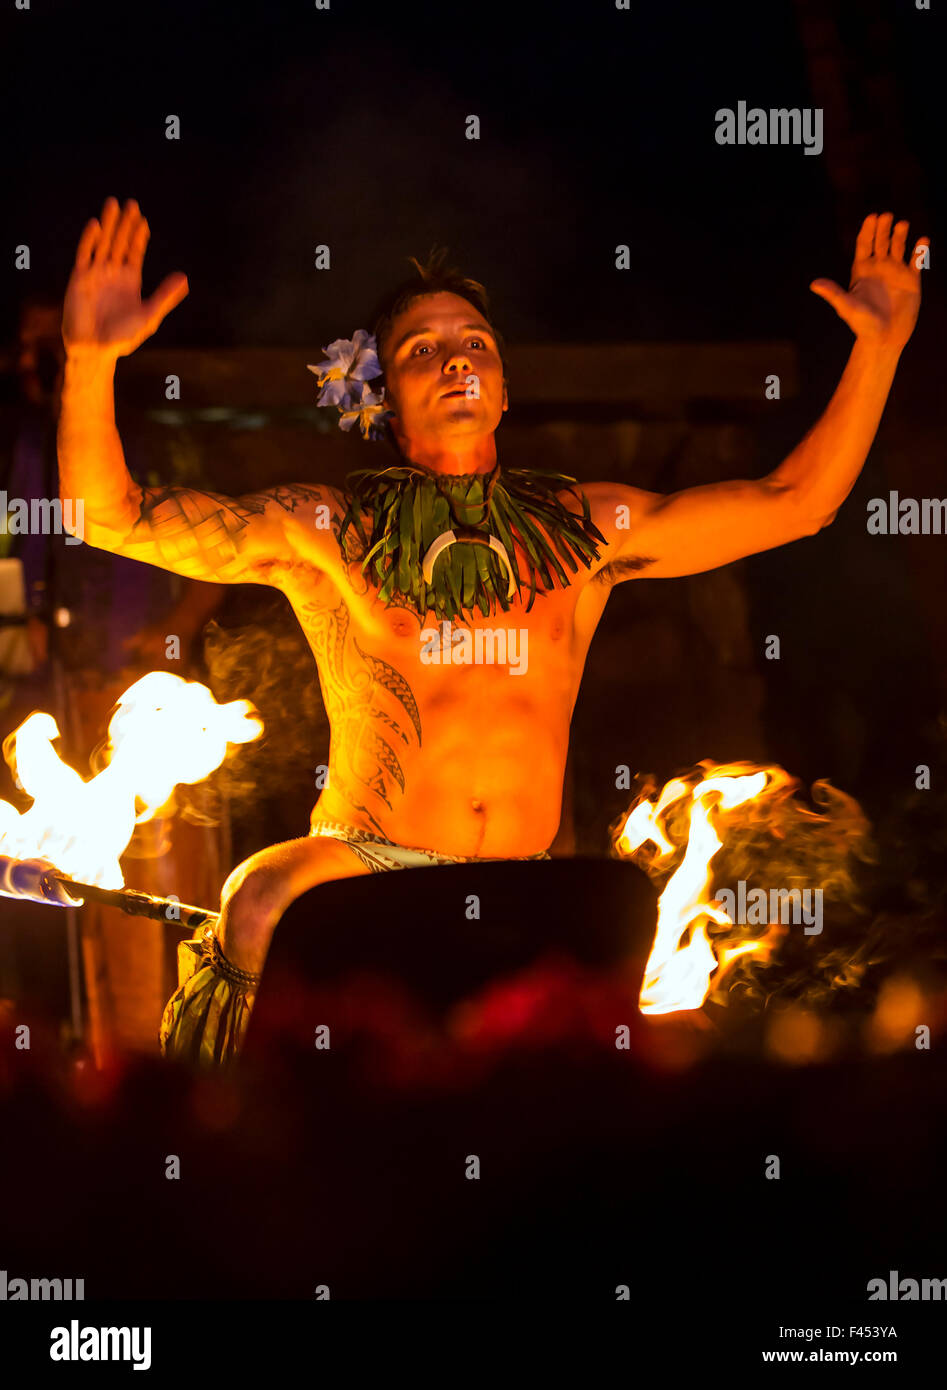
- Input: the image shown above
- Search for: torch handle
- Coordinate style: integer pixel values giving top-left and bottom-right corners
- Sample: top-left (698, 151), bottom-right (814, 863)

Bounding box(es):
top-left (0, 854), bottom-right (219, 928)
top-left (54, 876), bottom-right (219, 929)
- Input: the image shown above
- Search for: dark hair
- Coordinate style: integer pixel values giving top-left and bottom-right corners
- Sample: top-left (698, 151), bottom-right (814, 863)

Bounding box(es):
top-left (370, 246), bottom-right (507, 378)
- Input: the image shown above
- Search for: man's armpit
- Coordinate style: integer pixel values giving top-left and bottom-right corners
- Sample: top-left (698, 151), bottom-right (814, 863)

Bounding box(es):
top-left (593, 553), bottom-right (657, 585)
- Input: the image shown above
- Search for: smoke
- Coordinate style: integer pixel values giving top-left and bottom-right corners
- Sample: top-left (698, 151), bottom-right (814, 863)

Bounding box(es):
top-left (616, 762), bottom-right (893, 1012)
top-left (708, 768), bottom-right (947, 1012)
top-left (175, 606), bottom-right (329, 826)
top-left (873, 714), bottom-right (947, 917)
top-left (703, 772), bottom-right (881, 1011)
top-left (712, 776), bottom-right (876, 915)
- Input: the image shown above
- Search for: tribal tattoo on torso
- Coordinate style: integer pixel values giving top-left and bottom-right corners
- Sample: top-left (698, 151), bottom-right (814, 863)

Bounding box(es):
top-left (279, 494), bottom-right (425, 831)
top-left (294, 592), bottom-right (423, 831)
top-left (122, 479), bottom-right (425, 829)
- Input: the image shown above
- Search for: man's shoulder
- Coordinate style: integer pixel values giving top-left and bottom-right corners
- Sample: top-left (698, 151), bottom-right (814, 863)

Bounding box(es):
top-left (579, 478), bottom-right (640, 505)
top-left (581, 480), bottom-right (653, 532)
top-left (253, 481), bottom-right (354, 549)
top-left (255, 481), bottom-right (369, 583)
top-left (255, 482), bottom-right (349, 517)
top-left (575, 481), bottom-right (658, 587)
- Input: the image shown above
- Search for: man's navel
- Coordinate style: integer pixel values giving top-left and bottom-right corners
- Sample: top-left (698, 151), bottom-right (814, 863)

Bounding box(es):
top-left (470, 797), bottom-right (487, 854)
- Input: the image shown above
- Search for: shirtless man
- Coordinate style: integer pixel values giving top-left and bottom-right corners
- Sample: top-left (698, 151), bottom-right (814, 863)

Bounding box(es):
top-left (57, 197), bottom-right (926, 1046)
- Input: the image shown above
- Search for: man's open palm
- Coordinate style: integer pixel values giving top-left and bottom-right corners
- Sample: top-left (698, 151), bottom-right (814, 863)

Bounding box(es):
top-left (62, 196), bottom-right (188, 356)
top-left (810, 212), bottom-right (928, 350)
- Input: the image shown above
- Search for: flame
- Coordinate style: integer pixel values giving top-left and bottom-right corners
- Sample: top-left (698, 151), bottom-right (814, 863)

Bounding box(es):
top-left (615, 762), bottom-right (794, 1014)
top-left (0, 672), bottom-right (262, 887)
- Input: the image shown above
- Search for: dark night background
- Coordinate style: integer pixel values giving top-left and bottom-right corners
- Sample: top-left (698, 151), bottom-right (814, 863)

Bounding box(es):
top-left (3, 0), bottom-right (947, 1329)
top-left (4, 0), bottom-right (942, 339)
top-left (3, 0), bottom-right (946, 835)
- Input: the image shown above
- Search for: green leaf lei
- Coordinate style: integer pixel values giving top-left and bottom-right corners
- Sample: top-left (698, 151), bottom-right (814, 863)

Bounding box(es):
top-left (338, 461), bottom-right (607, 621)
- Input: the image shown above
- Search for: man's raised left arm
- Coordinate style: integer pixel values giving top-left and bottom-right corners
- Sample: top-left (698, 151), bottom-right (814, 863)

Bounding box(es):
top-left (588, 212), bottom-right (928, 582)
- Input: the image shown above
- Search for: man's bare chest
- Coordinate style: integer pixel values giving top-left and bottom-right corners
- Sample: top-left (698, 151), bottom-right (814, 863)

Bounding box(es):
top-left (274, 555), bottom-right (597, 688)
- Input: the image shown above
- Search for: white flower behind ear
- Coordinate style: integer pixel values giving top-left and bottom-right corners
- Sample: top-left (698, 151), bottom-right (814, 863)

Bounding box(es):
top-left (308, 329), bottom-right (383, 412)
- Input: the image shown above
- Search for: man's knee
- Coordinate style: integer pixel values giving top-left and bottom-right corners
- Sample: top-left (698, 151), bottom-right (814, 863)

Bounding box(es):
top-left (219, 856), bottom-right (290, 969)
top-left (218, 836), bottom-right (369, 970)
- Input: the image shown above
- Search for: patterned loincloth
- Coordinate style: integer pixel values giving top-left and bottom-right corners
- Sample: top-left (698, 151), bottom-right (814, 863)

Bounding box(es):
top-left (309, 817), bottom-right (551, 872)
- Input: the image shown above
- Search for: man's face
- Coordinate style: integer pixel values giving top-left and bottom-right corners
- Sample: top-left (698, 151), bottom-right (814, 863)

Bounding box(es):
top-left (382, 291), bottom-right (508, 447)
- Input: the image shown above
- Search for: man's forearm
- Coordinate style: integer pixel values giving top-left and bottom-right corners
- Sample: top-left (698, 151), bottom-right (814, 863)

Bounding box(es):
top-left (768, 339), bottom-right (903, 526)
top-left (57, 351), bottom-right (143, 537)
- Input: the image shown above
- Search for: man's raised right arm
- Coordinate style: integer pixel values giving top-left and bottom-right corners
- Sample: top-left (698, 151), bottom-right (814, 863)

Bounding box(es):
top-left (58, 196), bottom-right (288, 582)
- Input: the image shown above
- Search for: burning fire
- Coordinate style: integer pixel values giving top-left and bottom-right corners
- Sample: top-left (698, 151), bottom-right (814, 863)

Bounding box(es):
top-left (614, 762), bottom-right (796, 1014)
top-left (0, 672), bottom-right (262, 888)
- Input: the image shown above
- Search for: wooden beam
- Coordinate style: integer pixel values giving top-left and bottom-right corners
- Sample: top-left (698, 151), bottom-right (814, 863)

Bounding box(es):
top-left (117, 342), bottom-right (798, 410)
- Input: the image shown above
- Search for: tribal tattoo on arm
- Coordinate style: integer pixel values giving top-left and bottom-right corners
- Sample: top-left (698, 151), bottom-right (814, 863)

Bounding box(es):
top-left (264, 483), bottom-right (339, 515)
top-left (112, 482), bottom-right (333, 582)
top-left (118, 487), bottom-right (268, 579)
